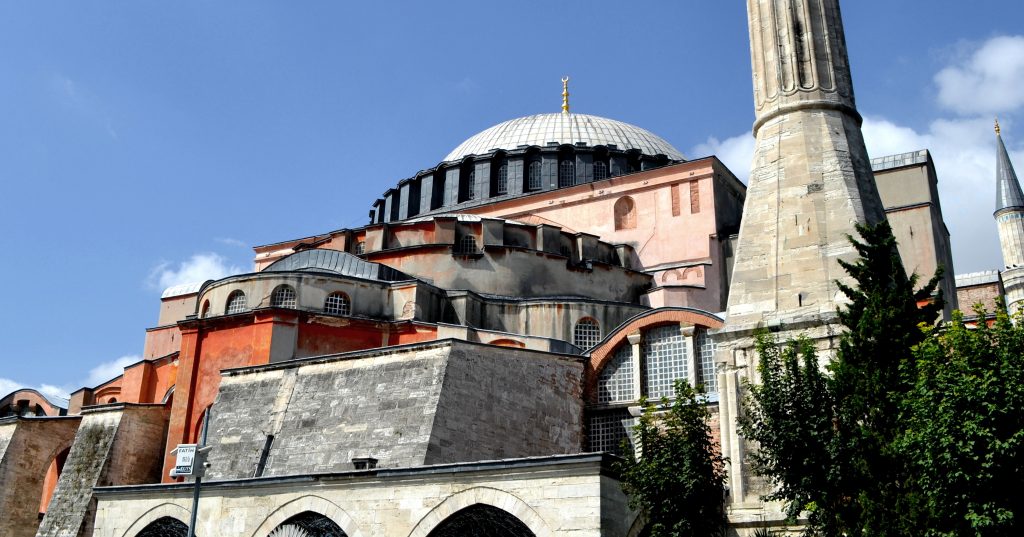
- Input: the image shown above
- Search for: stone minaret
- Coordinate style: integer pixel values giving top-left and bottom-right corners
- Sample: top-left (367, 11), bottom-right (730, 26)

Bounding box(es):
top-left (994, 120), bottom-right (1024, 315)
top-left (714, 0), bottom-right (886, 522)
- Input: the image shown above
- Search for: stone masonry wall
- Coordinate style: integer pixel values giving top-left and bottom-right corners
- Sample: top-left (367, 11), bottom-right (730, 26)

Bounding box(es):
top-left (0, 417), bottom-right (81, 537)
top-left (204, 340), bottom-right (585, 481)
top-left (205, 344), bottom-right (450, 479)
top-left (424, 344), bottom-right (584, 464)
top-left (37, 404), bottom-right (169, 537)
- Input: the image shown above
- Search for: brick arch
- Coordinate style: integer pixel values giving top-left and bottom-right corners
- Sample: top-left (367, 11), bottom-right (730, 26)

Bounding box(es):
top-left (120, 503), bottom-right (192, 537)
top-left (584, 308), bottom-right (723, 403)
top-left (249, 495), bottom-right (363, 537)
top-left (407, 487), bottom-right (552, 537)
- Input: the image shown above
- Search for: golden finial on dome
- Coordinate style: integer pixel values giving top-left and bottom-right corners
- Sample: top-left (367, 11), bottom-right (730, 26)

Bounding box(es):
top-left (996, 117), bottom-right (1002, 136)
top-left (561, 76), bottom-right (570, 114)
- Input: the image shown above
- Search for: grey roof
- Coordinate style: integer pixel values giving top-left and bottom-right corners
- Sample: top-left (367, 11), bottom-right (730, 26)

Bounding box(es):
top-left (871, 149), bottom-right (929, 172)
top-left (444, 113), bottom-right (685, 162)
top-left (955, 270), bottom-right (1001, 288)
top-left (996, 133), bottom-right (1024, 213)
top-left (161, 281), bottom-right (208, 299)
top-left (264, 249), bottom-right (411, 282)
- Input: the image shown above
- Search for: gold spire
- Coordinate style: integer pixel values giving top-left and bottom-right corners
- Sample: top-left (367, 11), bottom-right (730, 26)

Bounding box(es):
top-left (561, 76), bottom-right (570, 114)
top-left (996, 117), bottom-right (1002, 136)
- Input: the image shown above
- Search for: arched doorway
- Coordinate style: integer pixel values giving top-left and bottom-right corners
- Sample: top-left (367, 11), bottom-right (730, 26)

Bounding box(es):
top-left (427, 504), bottom-right (536, 537)
top-left (135, 516), bottom-right (189, 537)
top-left (267, 512), bottom-right (347, 537)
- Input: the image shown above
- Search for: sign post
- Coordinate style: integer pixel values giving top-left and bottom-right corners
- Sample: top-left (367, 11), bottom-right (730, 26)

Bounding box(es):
top-left (169, 409), bottom-right (212, 537)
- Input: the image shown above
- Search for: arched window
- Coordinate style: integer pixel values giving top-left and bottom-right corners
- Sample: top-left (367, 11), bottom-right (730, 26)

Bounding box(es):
top-left (269, 512), bottom-right (348, 537)
top-left (594, 161), bottom-right (608, 181)
top-left (354, 241), bottom-right (365, 255)
top-left (496, 163), bottom-right (509, 195)
top-left (466, 169), bottom-right (476, 201)
top-left (457, 235), bottom-right (478, 254)
top-left (614, 196), bottom-right (637, 230)
top-left (225, 291), bottom-right (247, 315)
top-left (271, 285), bottom-right (296, 308)
top-left (573, 318), bottom-right (602, 350)
top-left (324, 292), bottom-right (351, 316)
top-left (558, 159), bottom-right (576, 188)
top-left (427, 504), bottom-right (535, 537)
top-left (201, 300), bottom-right (212, 318)
top-left (135, 517), bottom-right (189, 537)
top-left (527, 160), bottom-right (542, 191)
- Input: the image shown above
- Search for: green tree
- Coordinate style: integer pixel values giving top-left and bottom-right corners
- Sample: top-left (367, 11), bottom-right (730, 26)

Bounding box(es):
top-left (740, 221), bottom-right (943, 536)
top-left (901, 307), bottom-right (1024, 536)
top-left (829, 221), bottom-right (942, 536)
top-left (738, 335), bottom-right (839, 535)
top-left (617, 379), bottom-right (728, 537)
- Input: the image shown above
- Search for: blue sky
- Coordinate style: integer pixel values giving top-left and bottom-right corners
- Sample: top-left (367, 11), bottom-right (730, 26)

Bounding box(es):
top-left (2, 1), bottom-right (1024, 398)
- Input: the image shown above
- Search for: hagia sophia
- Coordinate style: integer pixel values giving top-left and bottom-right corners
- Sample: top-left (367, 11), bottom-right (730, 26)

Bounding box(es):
top-left (2, 1), bottom-right (1022, 536)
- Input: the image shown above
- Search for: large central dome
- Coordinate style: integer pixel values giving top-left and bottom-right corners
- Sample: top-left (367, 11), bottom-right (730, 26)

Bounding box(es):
top-left (444, 113), bottom-right (685, 162)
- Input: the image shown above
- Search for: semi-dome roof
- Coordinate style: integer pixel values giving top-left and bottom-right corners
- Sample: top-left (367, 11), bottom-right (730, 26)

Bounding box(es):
top-left (444, 113), bottom-right (685, 162)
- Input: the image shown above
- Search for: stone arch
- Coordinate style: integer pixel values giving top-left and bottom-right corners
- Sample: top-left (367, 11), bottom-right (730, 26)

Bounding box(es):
top-left (625, 513), bottom-right (647, 537)
top-left (250, 495), bottom-right (363, 537)
top-left (407, 487), bottom-right (552, 537)
top-left (120, 503), bottom-right (192, 537)
top-left (614, 196), bottom-right (637, 230)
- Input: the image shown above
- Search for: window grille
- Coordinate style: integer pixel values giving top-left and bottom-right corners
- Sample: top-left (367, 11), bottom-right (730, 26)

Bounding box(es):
top-left (324, 292), bottom-right (351, 315)
top-left (587, 409), bottom-right (636, 455)
top-left (225, 291), bottom-right (247, 315)
top-left (457, 235), bottom-right (478, 254)
top-left (573, 318), bottom-right (602, 350)
top-left (528, 161), bottom-right (542, 190)
top-left (496, 164), bottom-right (508, 195)
top-left (558, 159), bottom-right (576, 187)
top-left (641, 324), bottom-right (688, 399)
top-left (598, 344), bottom-right (635, 404)
top-left (271, 286), bottom-right (296, 308)
top-left (355, 241), bottom-right (365, 255)
top-left (594, 161), bottom-right (608, 181)
top-left (696, 328), bottom-right (718, 394)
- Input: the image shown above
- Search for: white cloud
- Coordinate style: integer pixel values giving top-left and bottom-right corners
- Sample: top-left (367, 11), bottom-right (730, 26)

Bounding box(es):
top-left (83, 355), bottom-right (140, 388)
top-left (689, 132), bottom-right (756, 184)
top-left (148, 252), bottom-right (243, 291)
top-left (214, 237), bottom-right (248, 248)
top-left (935, 35), bottom-right (1024, 116)
top-left (0, 379), bottom-right (71, 401)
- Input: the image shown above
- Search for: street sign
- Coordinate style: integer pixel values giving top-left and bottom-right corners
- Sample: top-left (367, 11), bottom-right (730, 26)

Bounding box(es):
top-left (170, 444), bottom-right (198, 477)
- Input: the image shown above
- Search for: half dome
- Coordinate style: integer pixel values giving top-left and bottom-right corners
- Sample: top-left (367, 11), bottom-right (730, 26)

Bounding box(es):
top-left (444, 113), bottom-right (685, 162)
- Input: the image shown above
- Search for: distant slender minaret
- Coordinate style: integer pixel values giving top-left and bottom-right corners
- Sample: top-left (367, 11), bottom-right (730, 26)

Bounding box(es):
top-left (715, 0), bottom-right (886, 517)
top-left (994, 119), bottom-right (1024, 315)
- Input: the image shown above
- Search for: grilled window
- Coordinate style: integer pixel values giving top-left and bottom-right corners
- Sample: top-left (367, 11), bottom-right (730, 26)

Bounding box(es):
top-left (324, 292), bottom-right (351, 316)
top-left (270, 285), bottom-right (296, 308)
top-left (225, 291), bottom-right (247, 315)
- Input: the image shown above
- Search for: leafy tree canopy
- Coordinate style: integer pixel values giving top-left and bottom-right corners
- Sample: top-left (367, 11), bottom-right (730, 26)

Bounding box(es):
top-left (617, 379), bottom-right (728, 537)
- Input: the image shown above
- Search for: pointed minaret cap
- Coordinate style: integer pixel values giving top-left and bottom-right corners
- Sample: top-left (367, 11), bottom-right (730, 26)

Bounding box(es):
top-left (996, 119), bottom-right (1024, 214)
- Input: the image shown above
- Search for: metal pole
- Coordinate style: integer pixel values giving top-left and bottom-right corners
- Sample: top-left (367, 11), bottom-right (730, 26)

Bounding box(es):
top-left (186, 408), bottom-right (211, 537)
